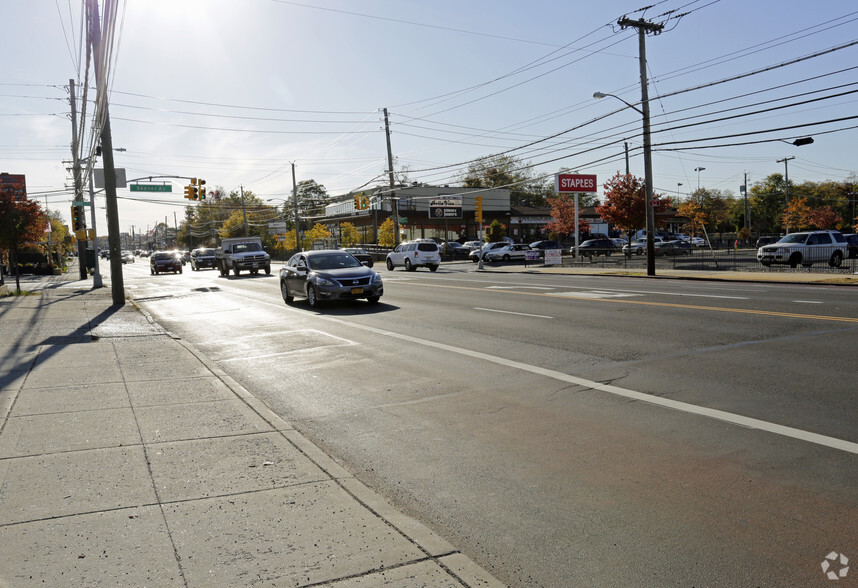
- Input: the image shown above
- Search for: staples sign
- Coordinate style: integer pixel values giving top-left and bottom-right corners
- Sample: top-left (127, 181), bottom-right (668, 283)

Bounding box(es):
top-left (555, 173), bottom-right (597, 193)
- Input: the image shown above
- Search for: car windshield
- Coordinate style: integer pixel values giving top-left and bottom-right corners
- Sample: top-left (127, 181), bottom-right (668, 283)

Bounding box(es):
top-left (153, 252), bottom-right (173, 260)
top-left (778, 234), bottom-right (809, 244)
top-left (196, 249), bottom-right (214, 255)
top-left (234, 243), bottom-right (261, 253)
top-left (308, 253), bottom-right (361, 270)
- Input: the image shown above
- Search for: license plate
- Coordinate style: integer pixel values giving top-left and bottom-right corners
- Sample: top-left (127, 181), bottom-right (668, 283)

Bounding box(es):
top-left (251, 263), bottom-right (258, 268)
top-left (350, 288), bottom-right (364, 295)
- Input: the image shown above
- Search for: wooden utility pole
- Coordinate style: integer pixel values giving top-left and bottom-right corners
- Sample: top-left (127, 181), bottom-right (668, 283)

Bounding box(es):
top-left (383, 108), bottom-right (400, 246)
top-left (618, 16), bottom-right (663, 277)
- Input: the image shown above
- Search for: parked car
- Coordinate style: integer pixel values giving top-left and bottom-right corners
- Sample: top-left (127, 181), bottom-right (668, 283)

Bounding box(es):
top-left (689, 236), bottom-right (707, 247)
top-left (441, 242), bottom-right (469, 259)
top-left (386, 239), bottom-right (441, 271)
top-left (623, 237), bottom-right (665, 256)
top-left (341, 247), bottom-right (374, 267)
top-left (654, 242), bottom-right (688, 256)
top-left (665, 240), bottom-right (692, 254)
top-left (572, 239), bottom-right (616, 258)
top-left (845, 234), bottom-right (858, 258)
top-left (529, 240), bottom-right (561, 252)
top-left (485, 243), bottom-right (533, 262)
top-left (279, 250), bottom-right (382, 307)
top-left (757, 230), bottom-right (847, 268)
top-left (469, 241), bottom-right (509, 262)
top-left (150, 251), bottom-right (183, 275)
top-left (462, 240), bottom-right (483, 251)
top-left (190, 247), bottom-right (217, 271)
top-left (755, 236), bottom-right (778, 248)
top-left (120, 251), bottom-right (135, 264)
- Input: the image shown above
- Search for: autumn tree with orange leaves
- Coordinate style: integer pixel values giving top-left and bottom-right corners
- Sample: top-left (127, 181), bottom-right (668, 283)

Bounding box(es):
top-left (0, 194), bottom-right (45, 293)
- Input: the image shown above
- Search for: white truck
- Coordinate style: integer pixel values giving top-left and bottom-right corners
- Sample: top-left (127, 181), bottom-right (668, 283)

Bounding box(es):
top-left (215, 236), bottom-right (271, 276)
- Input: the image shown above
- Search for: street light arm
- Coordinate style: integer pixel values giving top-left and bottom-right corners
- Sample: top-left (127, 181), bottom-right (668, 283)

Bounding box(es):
top-left (593, 91), bottom-right (643, 115)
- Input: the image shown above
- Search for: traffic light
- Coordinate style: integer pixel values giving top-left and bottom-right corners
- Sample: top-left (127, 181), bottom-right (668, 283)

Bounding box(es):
top-left (360, 194), bottom-right (370, 209)
top-left (198, 178), bottom-right (206, 200)
top-left (184, 185), bottom-right (194, 200)
top-left (354, 195), bottom-right (361, 210)
top-left (71, 205), bottom-right (85, 231)
top-left (475, 196), bottom-right (483, 224)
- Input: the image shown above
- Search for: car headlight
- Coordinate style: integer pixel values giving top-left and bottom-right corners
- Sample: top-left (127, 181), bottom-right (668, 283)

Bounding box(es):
top-left (372, 272), bottom-right (383, 285)
top-left (315, 276), bottom-right (336, 287)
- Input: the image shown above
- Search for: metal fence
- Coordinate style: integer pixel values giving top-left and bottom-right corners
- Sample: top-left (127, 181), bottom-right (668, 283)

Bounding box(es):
top-left (557, 246), bottom-right (858, 274)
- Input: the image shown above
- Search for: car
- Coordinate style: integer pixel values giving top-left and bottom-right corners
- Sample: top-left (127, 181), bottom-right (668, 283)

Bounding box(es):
top-left (755, 236), bottom-right (778, 248)
top-left (846, 234), bottom-right (858, 258)
top-left (341, 247), bottom-right (374, 267)
top-left (484, 243), bottom-right (533, 262)
top-left (666, 239), bottom-right (692, 254)
top-left (622, 236), bottom-right (665, 256)
top-left (150, 251), bottom-right (183, 274)
top-left (462, 240), bottom-right (483, 251)
top-left (757, 230), bottom-right (847, 268)
top-left (386, 239), bottom-right (441, 271)
top-left (190, 247), bottom-right (217, 271)
top-left (441, 242), bottom-right (469, 259)
top-left (572, 239), bottom-right (616, 258)
top-left (610, 238), bottom-right (627, 249)
top-left (469, 241), bottom-right (509, 262)
top-left (120, 251), bottom-right (135, 264)
top-left (280, 250), bottom-right (383, 307)
top-left (688, 236), bottom-right (707, 247)
top-left (529, 240), bottom-right (561, 252)
top-left (653, 242), bottom-right (688, 256)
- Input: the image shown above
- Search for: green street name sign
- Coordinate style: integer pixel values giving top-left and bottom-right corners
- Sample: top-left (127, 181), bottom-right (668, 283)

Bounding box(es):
top-left (72, 200), bottom-right (91, 207)
top-left (130, 184), bottom-right (172, 193)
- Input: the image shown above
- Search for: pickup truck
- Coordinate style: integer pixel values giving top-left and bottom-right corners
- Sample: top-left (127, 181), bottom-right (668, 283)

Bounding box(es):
top-left (215, 236), bottom-right (271, 276)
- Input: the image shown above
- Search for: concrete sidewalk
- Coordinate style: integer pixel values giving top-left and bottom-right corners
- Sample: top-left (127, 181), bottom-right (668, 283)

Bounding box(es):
top-left (0, 271), bottom-right (501, 587)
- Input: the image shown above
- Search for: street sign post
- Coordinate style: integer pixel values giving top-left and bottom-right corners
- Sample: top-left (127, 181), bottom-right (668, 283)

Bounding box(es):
top-left (555, 174), bottom-right (598, 260)
top-left (0, 173), bottom-right (27, 199)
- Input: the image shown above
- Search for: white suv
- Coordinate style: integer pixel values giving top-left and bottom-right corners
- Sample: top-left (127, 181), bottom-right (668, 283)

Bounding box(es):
top-left (757, 230), bottom-right (847, 268)
top-left (386, 239), bottom-right (441, 272)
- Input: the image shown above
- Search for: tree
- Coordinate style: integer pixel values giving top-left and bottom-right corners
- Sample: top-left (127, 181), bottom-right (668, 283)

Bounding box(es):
top-left (459, 154), bottom-right (551, 207)
top-left (486, 219), bottom-right (507, 242)
top-left (272, 229), bottom-right (297, 254)
top-left (805, 206), bottom-right (842, 230)
top-left (676, 199), bottom-right (706, 237)
top-left (339, 222), bottom-right (360, 246)
top-left (378, 218), bottom-right (395, 248)
top-left (781, 196), bottom-right (811, 232)
top-left (544, 193), bottom-right (590, 240)
top-left (0, 194), bottom-right (45, 293)
top-left (301, 223), bottom-right (331, 250)
top-left (296, 179), bottom-right (329, 218)
top-left (595, 173), bottom-right (670, 243)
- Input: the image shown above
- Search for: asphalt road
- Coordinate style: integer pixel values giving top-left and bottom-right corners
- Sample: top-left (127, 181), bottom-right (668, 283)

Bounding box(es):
top-left (119, 258), bottom-right (858, 587)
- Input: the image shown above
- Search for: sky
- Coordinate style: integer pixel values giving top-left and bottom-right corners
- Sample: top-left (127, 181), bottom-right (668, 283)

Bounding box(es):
top-left (3, 0), bottom-right (858, 237)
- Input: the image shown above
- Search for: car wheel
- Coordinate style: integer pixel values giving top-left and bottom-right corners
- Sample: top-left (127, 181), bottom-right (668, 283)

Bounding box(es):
top-left (405, 258), bottom-right (414, 271)
top-left (265, 265), bottom-right (271, 275)
top-left (307, 285), bottom-right (320, 308)
top-left (386, 258), bottom-right (395, 271)
top-left (178, 266), bottom-right (183, 274)
top-left (150, 269), bottom-right (155, 275)
top-left (636, 248), bottom-right (643, 256)
top-left (366, 295), bottom-right (380, 304)
top-left (829, 251), bottom-right (843, 268)
top-left (280, 279), bottom-right (293, 303)
top-left (233, 267), bottom-right (240, 276)
top-left (429, 265), bottom-right (438, 272)
top-left (788, 253), bottom-right (801, 268)
top-left (502, 254), bottom-right (510, 262)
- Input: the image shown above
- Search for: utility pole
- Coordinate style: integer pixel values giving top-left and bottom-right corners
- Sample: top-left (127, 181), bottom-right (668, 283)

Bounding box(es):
top-left (292, 163), bottom-right (300, 250)
top-left (89, 0), bottom-right (124, 305)
top-left (743, 172), bottom-right (750, 233)
top-left (240, 185), bottom-right (248, 237)
top-left (777, 156), bottom-right (795, 233)
top-left (383, 108), bottom-right (400, 246)
top-left (68, 79), bottom-right (88, 280)
top-left (618, 16), bottom-right (663, 277)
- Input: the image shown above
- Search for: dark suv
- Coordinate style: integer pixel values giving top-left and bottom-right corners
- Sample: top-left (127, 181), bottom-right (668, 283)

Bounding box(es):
top-left (190, 248), bottom-right (217, 271)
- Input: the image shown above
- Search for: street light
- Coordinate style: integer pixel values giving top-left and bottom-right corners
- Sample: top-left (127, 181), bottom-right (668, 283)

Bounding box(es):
top-left (594, 90), bottom-right (656, 275)
top-left (694, 167), bottom-right (706, 191)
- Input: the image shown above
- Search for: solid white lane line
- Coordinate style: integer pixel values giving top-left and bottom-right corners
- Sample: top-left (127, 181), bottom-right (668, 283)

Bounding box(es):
top-left (317, 315), bottom-right (858, 456)
top-left (474, 307), bottom-right (553, 319)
